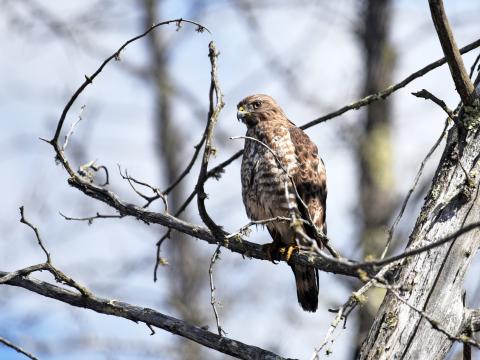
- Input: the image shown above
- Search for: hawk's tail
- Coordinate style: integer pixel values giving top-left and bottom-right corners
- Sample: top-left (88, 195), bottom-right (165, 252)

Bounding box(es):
top-left (291, 265), bottom-right (319, 312)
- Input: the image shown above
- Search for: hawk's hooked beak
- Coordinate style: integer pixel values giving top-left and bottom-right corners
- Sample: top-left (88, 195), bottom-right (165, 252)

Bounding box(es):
top-left (237, 105), bottom-right (249, 123)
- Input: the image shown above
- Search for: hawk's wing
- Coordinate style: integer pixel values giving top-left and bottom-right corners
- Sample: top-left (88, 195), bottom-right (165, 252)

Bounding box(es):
top-left (289, 126), bottom-right (327, 240)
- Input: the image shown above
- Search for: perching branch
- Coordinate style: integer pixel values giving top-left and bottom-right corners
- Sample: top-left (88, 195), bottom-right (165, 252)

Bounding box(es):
top-left (428, 0), bottom-right (475, 105)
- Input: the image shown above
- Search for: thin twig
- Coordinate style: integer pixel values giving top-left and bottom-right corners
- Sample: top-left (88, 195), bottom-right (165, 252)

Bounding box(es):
top-left (19, 206), bottom-right (51, 263)
top-left (146, 324), bottom-right (156, 336)
top-left (117, 165), bottom-right (168, 210)
top-left (195, 41), bottom-right (226, 238)
top-left (225, 216), bottom-right (296, 240)
top-left (153, 189), bottom-right (198, 282)
top-left (469, 52), bottom-right (480, 79)
top-left (209, 245), bottom-right (225, 336)
top-left (311, 264), bottom-right (396, 359)
top-left (428, 0), bottom-right (475, 105)
top-left (49, 19), bottom-right (209, 180)
top-left (412, 89), bottom-right (455, 120)
top-left (62, 104), bottom-right (85, 151)
top-left (17, 207), bottom-right (93, 297)
top-left (300, 39), bottom-right (480, 129)
top-left (163, 132), bottom-right (206, 195)
top-left (59, 211), bottom-right (123, 225)
top-left (0, 337), bottom-right (38, 360)
top-left (311, 307), bottom-right (344, 360)
top-left (381, 118), bottom-right (450, 259)
top-left (367, 221), bottom-right (480, 270)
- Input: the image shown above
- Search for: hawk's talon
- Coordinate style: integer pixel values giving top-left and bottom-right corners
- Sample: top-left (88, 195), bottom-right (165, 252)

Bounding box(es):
top-left (279, 244), bottom-right (299, 262)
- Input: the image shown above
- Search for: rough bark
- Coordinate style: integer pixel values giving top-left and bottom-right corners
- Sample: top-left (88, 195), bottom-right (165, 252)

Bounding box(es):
top-left (359, 89), bottom-right (480, 359)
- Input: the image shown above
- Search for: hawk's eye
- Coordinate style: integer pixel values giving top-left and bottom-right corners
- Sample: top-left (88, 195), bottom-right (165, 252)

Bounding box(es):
top-left (252, 100), bottom-right (262, 109)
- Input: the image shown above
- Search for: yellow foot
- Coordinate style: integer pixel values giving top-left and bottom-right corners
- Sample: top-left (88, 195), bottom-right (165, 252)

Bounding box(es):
top-left (279, 244), bottom-right (299, 262)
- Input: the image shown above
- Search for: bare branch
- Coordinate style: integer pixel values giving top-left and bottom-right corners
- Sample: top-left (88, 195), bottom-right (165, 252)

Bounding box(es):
top-left (59, 211), bottom-right (124, 224)
top-left (208, 245), bottom-right (225, 336)
top-left (163, 132), bottom-right (206, 195)
top-left (195, 41), bottom-right (226, 238)
top-left (301, 38), bottom-right (480, 129)
top-left (428, 0), bottom-right (475, 105)
top-left (62, 104), bottom-right (85, 151)
top-left (19, 206), bottom-right (51, 263)
top-left (118, 165), bottom-right (167, 210)
top-left (0, 272), bottom-right (291, 360)
top-left (312, 263), bottom-right (397, 359)
top-left (0, 337), bottom-right (38, 360)
top-left (17, 207), bottom-right (93, 297)
top-left (49, 18), bottom-right (209, 179)
top-left (412, 89), bottom-right (455, 120)
top-left (469, 52), bottom-right (480, 79)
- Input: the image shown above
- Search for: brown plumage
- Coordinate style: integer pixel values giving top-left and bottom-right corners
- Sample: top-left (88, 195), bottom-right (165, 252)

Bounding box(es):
top-left (237, 94), bottom-right (327, 312)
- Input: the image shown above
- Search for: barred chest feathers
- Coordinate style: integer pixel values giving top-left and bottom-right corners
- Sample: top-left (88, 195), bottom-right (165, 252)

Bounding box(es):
top-left (240, 124), bottom-right (298, 225)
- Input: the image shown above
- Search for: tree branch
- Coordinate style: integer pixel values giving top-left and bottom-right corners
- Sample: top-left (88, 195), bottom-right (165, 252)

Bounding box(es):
top-left (428, 0), bottom-right (475, 105)
top-left (0, 337), bottom-right (38, 360)
top-left (302, 38), bottom-right (480, 129)
top-left (0, 272), bottom-right (292, 360)
top-left (195, 41), bottom-right (226, 237)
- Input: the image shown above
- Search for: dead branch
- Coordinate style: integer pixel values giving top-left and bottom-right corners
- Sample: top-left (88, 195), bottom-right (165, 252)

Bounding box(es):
top-left (0, 337), bottom-right (38, 360)
top-left (19, 206), bottom-right (51, 263)
top-left (195, 41), bottom-right (226, 238)
top-left (0, 271), bottom-right (291, 360)
top-left (428, 0), bottom-right (475, 105)
top-left (412, 89), bottom-right (455, 120)
top-left (302, 38), bottom-right (480, 129)
top-left (208, 245), bottom-right (224, 336)
top-left (59, 211), bottom-right (124, 224)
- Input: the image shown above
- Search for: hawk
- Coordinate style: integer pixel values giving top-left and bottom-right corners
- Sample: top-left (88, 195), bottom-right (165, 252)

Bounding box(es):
top-left (237, 94), bottom-right (327, 312)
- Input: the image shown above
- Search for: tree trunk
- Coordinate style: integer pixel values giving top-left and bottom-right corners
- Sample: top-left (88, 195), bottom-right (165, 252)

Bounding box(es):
top-left (359, 93), bottom-right (480, 359)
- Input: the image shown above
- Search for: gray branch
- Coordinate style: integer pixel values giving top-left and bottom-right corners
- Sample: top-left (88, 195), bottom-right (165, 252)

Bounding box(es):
top-left (428, 0), bottom-right (475, 105)
top-left (0, 271), bottom-right (292, 360)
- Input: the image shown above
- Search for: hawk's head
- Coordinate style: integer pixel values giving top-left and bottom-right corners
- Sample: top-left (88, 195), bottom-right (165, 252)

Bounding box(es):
top-left (237, 94), bottom-right (287, 128)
